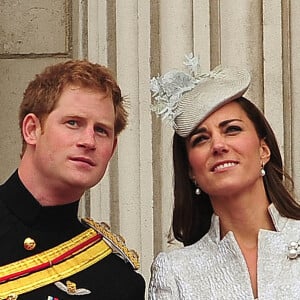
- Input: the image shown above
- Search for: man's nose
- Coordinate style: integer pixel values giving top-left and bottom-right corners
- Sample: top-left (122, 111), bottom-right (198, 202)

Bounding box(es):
top-left (77, 128), bottom-right (96, 150)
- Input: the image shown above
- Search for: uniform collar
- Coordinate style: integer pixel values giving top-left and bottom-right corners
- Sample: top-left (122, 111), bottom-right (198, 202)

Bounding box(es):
top-left (1, 170), bottom-right (82, 231)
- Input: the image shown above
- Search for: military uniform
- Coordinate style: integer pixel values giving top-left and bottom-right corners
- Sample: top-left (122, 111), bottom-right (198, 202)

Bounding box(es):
top-left (0, 171), bottom-right (145, 299)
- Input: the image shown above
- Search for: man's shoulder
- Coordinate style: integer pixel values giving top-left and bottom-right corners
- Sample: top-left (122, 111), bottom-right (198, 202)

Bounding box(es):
top-left (0, 220), bottom-right (145, 299)
top-left (82, 217), bottom-right (140, 270)
top-left (72, 219), bottom-right (146, 298)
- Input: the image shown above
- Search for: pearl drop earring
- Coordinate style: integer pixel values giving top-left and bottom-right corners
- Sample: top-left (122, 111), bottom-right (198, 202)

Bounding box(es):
top-left (193, 179), bottom-right (201, 195)
top-left (260, 162), bottom-right (266, 177)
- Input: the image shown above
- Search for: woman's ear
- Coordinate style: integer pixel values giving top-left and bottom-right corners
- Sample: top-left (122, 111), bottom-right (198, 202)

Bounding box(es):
top-left (260, 139), bottom-right (271, 164)
top-left (22, 113), bottom-right (42, 146)
top-left (188, 168), bottom-right (195, 181)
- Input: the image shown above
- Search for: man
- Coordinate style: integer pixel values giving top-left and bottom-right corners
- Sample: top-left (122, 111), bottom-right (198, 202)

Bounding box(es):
top-left (0, 60), bottom-right (145, 299)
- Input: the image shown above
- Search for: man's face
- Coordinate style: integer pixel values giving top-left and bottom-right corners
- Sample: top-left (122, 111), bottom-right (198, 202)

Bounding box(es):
top-left (31, 85), bottom-right (117, 196)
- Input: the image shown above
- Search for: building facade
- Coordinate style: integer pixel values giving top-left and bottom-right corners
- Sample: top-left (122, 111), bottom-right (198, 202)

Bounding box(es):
top-left (1, 0), bottom-right (300, 285)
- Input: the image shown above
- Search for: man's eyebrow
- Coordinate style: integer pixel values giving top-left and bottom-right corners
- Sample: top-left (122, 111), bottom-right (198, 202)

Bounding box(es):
top-left (63, 113), bottom-right (83, 118)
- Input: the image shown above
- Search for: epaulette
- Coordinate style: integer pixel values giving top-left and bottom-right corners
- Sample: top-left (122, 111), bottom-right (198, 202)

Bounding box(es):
top-left (82, 218), bottom-right (140, 270)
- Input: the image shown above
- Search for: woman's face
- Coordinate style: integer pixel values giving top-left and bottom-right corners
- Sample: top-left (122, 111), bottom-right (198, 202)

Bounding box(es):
top-left (186, 101), bottom-right (270, 198)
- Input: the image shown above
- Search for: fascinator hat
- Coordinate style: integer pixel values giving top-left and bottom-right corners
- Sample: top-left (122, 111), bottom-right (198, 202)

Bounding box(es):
top-left (150, 54), bottom-right (251, 137)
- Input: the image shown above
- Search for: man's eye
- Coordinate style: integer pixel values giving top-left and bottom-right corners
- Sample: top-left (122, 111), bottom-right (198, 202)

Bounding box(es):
top-left (67, 120), bottom-right (78, 126)
top-left (95, 127), bottom-right (108, 136)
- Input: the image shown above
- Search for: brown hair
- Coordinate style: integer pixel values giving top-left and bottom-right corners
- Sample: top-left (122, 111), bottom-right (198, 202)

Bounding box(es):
top-left (172, 97), bottom-right (300, 246)
top-left (19, 60), bottom-right (128, 155)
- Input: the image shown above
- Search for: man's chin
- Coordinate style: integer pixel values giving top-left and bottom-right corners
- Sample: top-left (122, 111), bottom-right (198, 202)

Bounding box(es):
top-left (63, 170), bottom-right (105, 190)
top-left (71, 178), bottom-right (102, 190)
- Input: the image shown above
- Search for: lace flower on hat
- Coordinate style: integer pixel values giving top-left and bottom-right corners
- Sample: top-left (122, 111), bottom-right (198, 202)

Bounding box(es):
top-left (150, 53), bottom-right (200, 129)
top-left (150, 54), bottom-right (227, 129)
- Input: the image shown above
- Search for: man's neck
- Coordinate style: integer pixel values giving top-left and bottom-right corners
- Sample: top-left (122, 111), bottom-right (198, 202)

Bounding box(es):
top-left (18, 164), bottom-right (83, 206)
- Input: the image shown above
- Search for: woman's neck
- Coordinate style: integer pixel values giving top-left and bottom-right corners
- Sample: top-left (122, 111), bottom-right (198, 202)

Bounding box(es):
top-left (211, 190), bottom-right (275, 241)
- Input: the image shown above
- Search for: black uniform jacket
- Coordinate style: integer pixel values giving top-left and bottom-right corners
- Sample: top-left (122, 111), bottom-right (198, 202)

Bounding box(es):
top-left (0, 170), bottom-right (145, 299)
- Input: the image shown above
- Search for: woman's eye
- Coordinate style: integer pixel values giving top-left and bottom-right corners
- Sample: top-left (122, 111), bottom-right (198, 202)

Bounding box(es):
top-left (226, 125), bottom-right (242, 134)
top-left (191, 135), bottom-right (208, 146)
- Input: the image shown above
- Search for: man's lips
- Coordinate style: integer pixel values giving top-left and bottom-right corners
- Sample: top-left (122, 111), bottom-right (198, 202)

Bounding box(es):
top-left (70, 156), bottom-right (96, 166)
top-left (211, 161), bottom-right (238, 172)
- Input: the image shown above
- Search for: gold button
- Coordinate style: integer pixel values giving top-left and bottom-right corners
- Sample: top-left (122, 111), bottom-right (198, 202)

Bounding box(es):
top-left (24, 237), bottom-right (36, 251)
top-left (6, 294), bottom-right (18, 300)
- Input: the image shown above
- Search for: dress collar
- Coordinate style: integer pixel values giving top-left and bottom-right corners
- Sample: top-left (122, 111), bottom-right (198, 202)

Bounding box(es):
top-left (208, 203), bottom-right (288, 244)
top-left (267, 203), bottom-right (288, 231)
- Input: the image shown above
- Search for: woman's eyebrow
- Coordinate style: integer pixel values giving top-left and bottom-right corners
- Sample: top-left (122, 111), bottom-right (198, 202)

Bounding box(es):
top-left (188, 118), bottom-right (243, 138)
top-left (188, 127), bottom-right (207, 140)
top-left (219, 118), bottom-right (242, 127)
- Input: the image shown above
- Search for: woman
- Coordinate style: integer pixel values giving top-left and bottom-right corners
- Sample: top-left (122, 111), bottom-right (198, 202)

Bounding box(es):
top-left (148, 55), bottom-right (300, 299)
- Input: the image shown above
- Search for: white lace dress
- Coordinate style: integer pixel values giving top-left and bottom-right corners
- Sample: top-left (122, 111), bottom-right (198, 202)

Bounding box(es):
top-left (148, 204), bottom-right (300, 299)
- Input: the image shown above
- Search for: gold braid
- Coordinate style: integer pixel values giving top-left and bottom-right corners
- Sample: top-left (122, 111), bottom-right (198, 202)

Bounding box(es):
top-left (82, 218), bottom-right (140, 270)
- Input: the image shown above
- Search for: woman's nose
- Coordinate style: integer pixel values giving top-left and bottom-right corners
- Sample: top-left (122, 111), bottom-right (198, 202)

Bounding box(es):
top-left (211, 135), bottom-right (228, 155)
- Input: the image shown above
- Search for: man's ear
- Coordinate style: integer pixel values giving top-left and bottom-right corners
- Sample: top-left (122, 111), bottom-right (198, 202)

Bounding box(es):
top-left (111, 137), bottom-right (118, 157)
top-left (260, 139), bottom-right (271, 165)
top-left (22, 113), bottom-right (42, 146)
